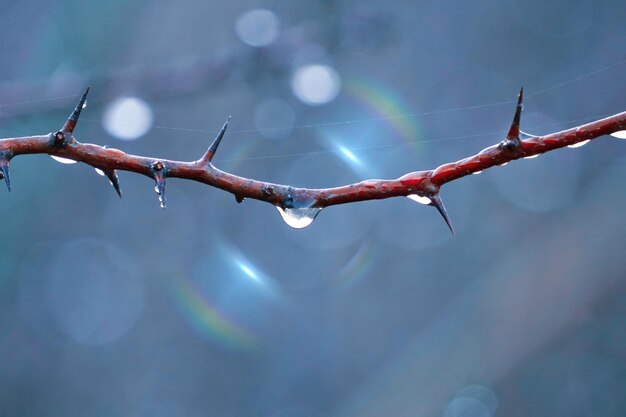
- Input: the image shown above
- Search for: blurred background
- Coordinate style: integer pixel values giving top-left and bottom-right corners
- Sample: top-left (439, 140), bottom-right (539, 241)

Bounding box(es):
top-left (1, 0), bottom-right (625, 416)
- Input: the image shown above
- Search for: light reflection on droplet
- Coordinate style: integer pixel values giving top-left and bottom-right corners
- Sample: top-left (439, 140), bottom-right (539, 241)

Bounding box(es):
top-left (473, 171), bottom-right (482, 175)
top-left (499, 162), bottom-right (508, 166)
top-left (523, 154), bottom-right (539, 159)
top-left (94, 168), bottom-right (105, 176)
top-left (610, 130), bottom-right (626, 139)
top-left (50, 155), bottom-right (78, 164)
top-left (235, 9), bottom-right (279, 47)
top-left (291, 64), bottom-right (341, 106)
top-left (567, 139), bottom-right (590, 148)
top-left (103, 97), bottom-right (153, 141)
top-left (276, 206), bottom-right (322, 229)
top-left (407, 194), bottom-right (431, 205)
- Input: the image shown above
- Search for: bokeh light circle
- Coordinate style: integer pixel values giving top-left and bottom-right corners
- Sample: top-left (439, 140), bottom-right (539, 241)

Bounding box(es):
top-left (254, 98), bottom-right (296, 139)
top-left (235, 9), bottom-right (279, 47)
top-left (103, 97), bottom-right (153, 141)
top-left (291, 65), bottom-right (341, 105)
top-left (19, 238), bottom-right (144, 346)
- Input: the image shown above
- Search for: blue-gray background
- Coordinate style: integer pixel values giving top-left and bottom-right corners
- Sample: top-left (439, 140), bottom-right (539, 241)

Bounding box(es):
top-left (1, 1), bottom-right (625, 416)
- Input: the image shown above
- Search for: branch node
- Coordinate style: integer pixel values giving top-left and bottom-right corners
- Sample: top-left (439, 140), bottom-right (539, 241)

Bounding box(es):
top-left (200, 116), bottom-right (231, 165)
top-left (52, 131), bottom-right (68, 146)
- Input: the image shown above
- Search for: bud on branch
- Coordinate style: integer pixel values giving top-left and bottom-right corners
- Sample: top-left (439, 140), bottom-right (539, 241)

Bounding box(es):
top-left (1, 88), bottom-right (625, 232)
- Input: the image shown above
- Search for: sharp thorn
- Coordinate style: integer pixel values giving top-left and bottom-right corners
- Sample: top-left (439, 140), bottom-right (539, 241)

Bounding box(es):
top-left (0, 164), bottom-right (10, 192)
top-left (105, 170), bottom-right (122, 198)
top-left (201, 116), bottom-right (231, 164)
top-left (506, 86), bottom-right (523, 141)
top-left (429, 194), bottom-right (454, 235)
top-left (62, 86), bottom-right (90, 134)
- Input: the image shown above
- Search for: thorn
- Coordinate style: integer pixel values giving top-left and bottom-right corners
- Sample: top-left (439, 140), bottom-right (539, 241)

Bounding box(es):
top-left (235, 194), bottom-right (244, 203)
top-left (104, 170), bottom-right (122, 198)
top-left (429, 194), bottom-right (454, 235)
top-left (61, 86), bottom-right (90, 134)
top-left (201, 116), bottom-right (231, 164)
top-left (0, 161), bottom-right (10, 192)
top-left (506, 87), bottom-right (523, 142)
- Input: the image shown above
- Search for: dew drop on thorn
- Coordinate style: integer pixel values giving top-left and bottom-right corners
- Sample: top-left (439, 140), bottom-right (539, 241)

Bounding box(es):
top-left (95, 168), bottom-right (105, 176)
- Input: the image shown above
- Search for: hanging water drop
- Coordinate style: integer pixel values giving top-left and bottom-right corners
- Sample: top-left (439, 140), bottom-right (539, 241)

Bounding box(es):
top-left (95, 168), bottom-right (105, 176)
top-left (276, 206), bottom-right (322, 229)
top-left (610, 130), bottom-right (626, 139)
top-left (50, 155), bottom-right (78, 164)
top-left (523, 154), bottom-right (539, 159)
top-left (567, 140), bottom-right (590, 149)
top-left (407, 194), bottom-right (431, 205)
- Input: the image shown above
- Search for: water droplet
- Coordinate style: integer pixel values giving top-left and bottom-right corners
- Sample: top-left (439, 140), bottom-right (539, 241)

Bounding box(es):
top-left (82, 101), bottom-right (87, 109)
top-left (276, 206), bottom-right (322, 229)
top-left (50, 155), bottom-right (78, 164)
top-left (472, 171), bottom-right (482, 175)
top-left (523, 154), bottom-right (539, 159)
top-left (407, 194), bottom-right (431, 205)
top-left (154, 185), bottom-right (160, 194)
top-left (567, 139), bottom-right (590, 148)
top-left (499, 162), bottom-right (509, 166)
top-left (610, 130), bottom-right (626, 139)
top-left (94, 168), bottom-right (105, 176)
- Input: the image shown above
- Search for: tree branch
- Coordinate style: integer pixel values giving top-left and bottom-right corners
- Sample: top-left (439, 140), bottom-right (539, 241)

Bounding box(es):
top-left (1, 87), bottom-right (624, 231)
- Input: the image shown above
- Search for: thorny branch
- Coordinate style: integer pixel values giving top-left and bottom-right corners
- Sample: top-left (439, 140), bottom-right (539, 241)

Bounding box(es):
top-left (0, 87), bottom-right (625, 232)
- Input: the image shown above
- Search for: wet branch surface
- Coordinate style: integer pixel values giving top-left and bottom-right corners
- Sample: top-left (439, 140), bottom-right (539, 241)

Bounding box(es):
top-left (1, 88), bottom-right (625, 232)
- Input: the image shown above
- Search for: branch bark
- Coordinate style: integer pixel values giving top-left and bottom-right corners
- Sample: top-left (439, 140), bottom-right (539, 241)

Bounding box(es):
top-left (1, 88), bottom-right (624, 232)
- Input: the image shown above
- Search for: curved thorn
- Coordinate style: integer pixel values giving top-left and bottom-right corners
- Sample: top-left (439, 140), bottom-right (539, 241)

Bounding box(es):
top-left (105, 170), bottom-right (122, 198)
top-left (0, 163), bottom-right (10, 192)
top-left (201, 116), bottom-right (231, 164)
top-left (62, 86), bottom-right (90, 134)
top-left (429, 194), bottom-right (454, 235)
top-left (506, 87), bottom-right (523, 141)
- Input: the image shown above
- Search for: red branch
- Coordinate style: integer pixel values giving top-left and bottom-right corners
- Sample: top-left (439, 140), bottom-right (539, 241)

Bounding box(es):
top-left (1, 87), bottom-right (625, 232)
